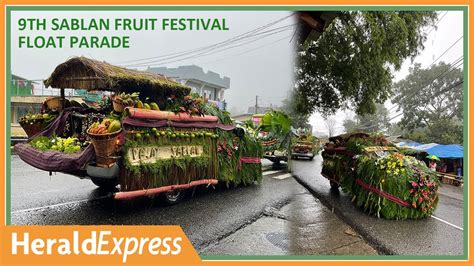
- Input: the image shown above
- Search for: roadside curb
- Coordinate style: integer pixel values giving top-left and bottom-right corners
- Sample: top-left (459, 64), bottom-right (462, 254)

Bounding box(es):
top-left (292, 173), bottom-right (394, 255)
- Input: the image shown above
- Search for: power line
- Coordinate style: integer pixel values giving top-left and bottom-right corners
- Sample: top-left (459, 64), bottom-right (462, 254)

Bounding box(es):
top-left (388, 56), bottom-right (463, 114)
top-left (126, 23), bottom-right (296, 67)
top-left (117, 14), bottom-right (294, 65)
top-left (389, 80), bottom-right (463, 122)
top-left (356, 80), bottom-right (463, 131)
top-left (115, 14), bottom-right (295, 65)
top-left (387, 57), bottom-right (463, 116)
top-left (355, 60), bottom-right (464, 131)
top-left (427, 35), bottom-right (463, 69)
top-left (385, 34), bottom-right (464, 115)
top-left (426, 11), bottom-right (448, 35)
top-left (124, 24), bottom-right (296, 68)
top-left (387, 55), bottom-right (463, 115)
top-left (199, 34), bottom-right (293, 65)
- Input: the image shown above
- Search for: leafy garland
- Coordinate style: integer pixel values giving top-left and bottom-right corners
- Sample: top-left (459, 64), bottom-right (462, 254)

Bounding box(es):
top-left (343, 153), bottom-right (439, 219)
top-left (323, 133), bottom-right (439, 220)
top-left (237, 133), bottom-right (263, 185)
top-left (322, 153), bottom-right (353, 182)
top-left (216, 130), bottom-right (263, 186)
top-left (121, 127), bottom-right (216, 191)
top-left (120, 126), bottom-right (263, 190)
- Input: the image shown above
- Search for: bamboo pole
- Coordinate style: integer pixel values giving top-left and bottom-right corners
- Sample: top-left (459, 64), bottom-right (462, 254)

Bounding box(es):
top-left (114, 179), bottom-right (218, 200)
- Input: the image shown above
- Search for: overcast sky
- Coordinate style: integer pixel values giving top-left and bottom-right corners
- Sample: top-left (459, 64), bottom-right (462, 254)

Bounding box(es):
top-left (11, 11), bottom-right (464, 136)
top-left (11, 11), bottom-right (295, 115)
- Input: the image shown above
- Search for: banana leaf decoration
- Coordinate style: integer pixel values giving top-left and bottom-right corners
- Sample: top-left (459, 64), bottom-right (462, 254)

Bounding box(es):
top-left (258, 111), bottom-right (293, 151)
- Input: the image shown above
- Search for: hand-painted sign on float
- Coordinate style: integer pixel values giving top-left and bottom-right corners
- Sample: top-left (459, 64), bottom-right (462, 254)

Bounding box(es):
top-left (127, 145), bottom-right (204, 165)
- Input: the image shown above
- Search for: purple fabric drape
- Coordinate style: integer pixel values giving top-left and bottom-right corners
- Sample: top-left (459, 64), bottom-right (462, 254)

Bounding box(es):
top-left (15, 144), bottom-right (95, 172)
top-left (18, 107), bottom-right (96, 172)
top-left (29, 107), bottom-right (85, 141)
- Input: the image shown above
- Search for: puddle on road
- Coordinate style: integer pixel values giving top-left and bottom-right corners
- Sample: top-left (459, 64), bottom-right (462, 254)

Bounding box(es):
top-left (201, 188), bottom-right (377, 256)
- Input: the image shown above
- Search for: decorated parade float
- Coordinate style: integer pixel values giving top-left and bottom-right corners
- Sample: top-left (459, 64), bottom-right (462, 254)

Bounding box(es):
top-left (321, 133), bottom-right (439, 220)
top-left (250, 111), bottom-right (292, 164)
top-left (14, 57), bottom-right (262, 203)
top-left (291, 134), bottom-right (320, 160)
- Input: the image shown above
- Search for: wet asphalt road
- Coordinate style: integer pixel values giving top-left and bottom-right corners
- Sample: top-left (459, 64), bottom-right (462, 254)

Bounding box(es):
top-left (11, 156), bottom-right (296, 251)
top-left (11, 154), bottom-right (464, 256)
top-left (292, 155), bottom-right (465, 256)
top-left (11, 155), bottom-right (377, 256)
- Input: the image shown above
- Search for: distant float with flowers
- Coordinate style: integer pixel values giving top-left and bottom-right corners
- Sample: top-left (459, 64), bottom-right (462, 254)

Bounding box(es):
top-left (322, 133), bottom-right (439, 220)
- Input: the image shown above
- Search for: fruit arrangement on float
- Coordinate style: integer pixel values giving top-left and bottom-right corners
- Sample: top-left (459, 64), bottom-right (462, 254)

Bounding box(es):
top-left (113, 92), bottom-right (161, 112)
top-left (131, 127), bottom-right (219, 140)
top-left (86, 117), bottom-right (123, 167)
top-left (15, 56), bottom-right (266, 199)
top-left (292, 134), bottom-right (320, 155)
top-left (30, 136), bottom-right (84, 154)
top-left (88, 118), bottom-right (122, 135)
top-left (19, 112), bottom-right (57, 137)
top-left (19, 113), bottom-right (55, 125)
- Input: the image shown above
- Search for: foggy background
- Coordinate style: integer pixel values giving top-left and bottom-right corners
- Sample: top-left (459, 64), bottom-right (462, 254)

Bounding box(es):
top-left (11, 11), bottom-right (296, 117)
top-left (11, 11), bottom-right (463, 137)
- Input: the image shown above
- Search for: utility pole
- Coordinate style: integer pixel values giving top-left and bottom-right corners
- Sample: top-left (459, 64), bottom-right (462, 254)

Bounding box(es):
top-left (255, 95), bottom-right (258, 114)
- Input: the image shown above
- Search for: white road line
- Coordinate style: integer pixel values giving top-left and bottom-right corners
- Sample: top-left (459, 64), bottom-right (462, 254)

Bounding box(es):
top-left (272, 173), bottom-right (293, 180)
top-left (431, 215), bottom-right (463, 231)
top-left (15, 171), bottom-right (291, 214)
top-left (12, 195), bottom-right (110, 214)
top-left (263, 170), bottom-right (284, 176)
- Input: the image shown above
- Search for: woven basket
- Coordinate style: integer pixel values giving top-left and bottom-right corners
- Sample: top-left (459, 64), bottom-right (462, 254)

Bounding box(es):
top-left (113, 99), bottom-right (126, 113)
top-left (45, 97), bottom-right (62, 111)
top-left (20, 120), bottom-right (46, 137)
top-left (87, 129), bottom-right (122, 167)
top-left (113, 98), bottom-right (135, 113)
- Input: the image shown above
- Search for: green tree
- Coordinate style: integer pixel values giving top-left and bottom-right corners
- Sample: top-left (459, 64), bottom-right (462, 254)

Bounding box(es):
top-left (294, 11), bottom-right (437, 117)
top-left (343, 104), bottom-right (390, 133)
top-left (392, 62), bottom-right (463, 144)
top-left (281, 94), bottom-right (311, 129)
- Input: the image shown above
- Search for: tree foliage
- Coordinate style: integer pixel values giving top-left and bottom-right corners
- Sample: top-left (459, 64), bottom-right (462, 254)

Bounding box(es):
top-left (343, 104), bottom-right (390, 133)
top-left (392, 62), bottom-right (463, 144)
top-left (400, 121), bottom-right (463, 144)
top-left (392, 62), bottom-right (463, 128)
top-left (281, 93), bottom-right (311, 129)
top-left (294, 11), bottom-right (437, 117)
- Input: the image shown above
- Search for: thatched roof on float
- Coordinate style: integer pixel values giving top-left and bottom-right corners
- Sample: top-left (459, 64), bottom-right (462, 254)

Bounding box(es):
top-left (44, 56), bottom-right (191, 98)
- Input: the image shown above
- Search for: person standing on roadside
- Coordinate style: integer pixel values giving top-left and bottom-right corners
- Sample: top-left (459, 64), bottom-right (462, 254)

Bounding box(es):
top-left (429, 160), bottom-right (437, 172)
